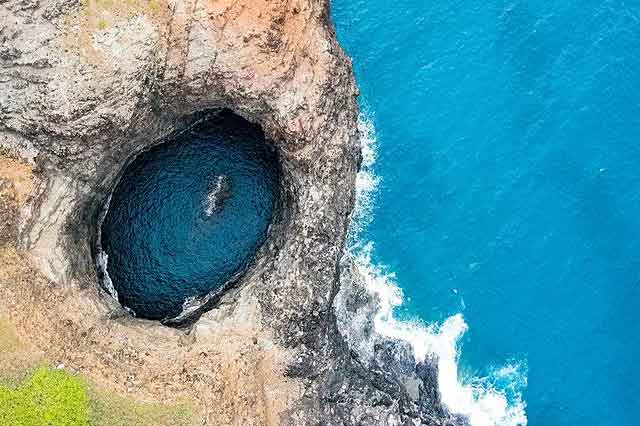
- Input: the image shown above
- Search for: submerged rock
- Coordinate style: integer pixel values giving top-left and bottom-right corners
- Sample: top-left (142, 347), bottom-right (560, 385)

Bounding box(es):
top-left (0, 0), bottom-right (465, 424)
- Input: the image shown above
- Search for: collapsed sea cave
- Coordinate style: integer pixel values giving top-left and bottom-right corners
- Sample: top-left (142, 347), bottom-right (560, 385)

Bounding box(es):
top-left (0, 1), bottom-right (464, 423)
top-left (95, 111), bottom-right (283, 325)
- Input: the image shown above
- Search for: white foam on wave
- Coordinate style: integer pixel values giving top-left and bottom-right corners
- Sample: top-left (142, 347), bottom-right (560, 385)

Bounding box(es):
top-left (349, 115), bottom-right (380, 240)
top-left (340, 113), bottom-right (528, 426)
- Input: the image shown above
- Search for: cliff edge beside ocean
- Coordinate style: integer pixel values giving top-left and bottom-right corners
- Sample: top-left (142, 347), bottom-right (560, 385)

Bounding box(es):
top-left (0, 1), bottom-right (465, 425)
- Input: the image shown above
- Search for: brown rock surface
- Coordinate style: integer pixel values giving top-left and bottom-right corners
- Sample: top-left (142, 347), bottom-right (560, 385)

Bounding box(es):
top-left (0, 1), bottom-right (465, 425)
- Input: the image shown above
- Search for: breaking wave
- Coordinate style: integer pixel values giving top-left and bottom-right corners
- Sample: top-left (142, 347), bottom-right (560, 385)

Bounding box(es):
top-left (338, 113), bottom-right (528, 426)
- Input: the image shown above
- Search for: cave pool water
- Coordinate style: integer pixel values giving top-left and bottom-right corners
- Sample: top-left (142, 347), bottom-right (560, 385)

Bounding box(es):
top-left (100, 113), bottom-right (280, 321)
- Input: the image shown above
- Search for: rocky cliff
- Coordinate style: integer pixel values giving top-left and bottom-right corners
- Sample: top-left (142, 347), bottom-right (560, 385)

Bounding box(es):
top-left (0, 1), bottom-right (465, 424)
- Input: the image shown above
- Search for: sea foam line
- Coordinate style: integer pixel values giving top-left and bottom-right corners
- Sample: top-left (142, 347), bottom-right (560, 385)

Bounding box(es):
top-left (339, 113), bottom-right (528, 426)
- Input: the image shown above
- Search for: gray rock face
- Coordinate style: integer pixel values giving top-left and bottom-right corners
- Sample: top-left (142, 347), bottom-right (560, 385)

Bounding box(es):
top-left (0, 0), bottom-right (466, 424)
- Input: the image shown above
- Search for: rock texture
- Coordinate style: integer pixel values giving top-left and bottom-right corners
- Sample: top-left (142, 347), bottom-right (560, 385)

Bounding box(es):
top-left (0, 1), bottom-right (465, 425)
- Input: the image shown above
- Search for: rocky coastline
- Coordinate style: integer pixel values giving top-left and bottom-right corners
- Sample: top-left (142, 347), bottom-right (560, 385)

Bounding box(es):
top-left (0, 1), bottom-right (465, 424)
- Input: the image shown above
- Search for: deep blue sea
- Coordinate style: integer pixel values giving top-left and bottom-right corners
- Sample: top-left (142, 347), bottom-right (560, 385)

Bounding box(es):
top-left (331, 1), bottom-right (640, 425)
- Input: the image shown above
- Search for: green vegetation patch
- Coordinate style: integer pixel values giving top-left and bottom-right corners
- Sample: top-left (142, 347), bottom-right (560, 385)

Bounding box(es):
top-left (0, 322), bottom-right (199, 425)
top-left (0, 358), bottom-right (200, 426)
top-left (0, 366), bottom-right (90, 426)
top-left (0, 365), bottom-right (200, 426)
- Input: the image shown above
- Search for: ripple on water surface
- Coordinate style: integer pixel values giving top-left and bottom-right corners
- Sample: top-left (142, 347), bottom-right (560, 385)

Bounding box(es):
top-left (100, 113), bottom-right (280, 320)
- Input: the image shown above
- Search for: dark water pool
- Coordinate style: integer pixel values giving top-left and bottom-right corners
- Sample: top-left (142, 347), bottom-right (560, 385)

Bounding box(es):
top-left (100, 113), bottom-right (280, 321)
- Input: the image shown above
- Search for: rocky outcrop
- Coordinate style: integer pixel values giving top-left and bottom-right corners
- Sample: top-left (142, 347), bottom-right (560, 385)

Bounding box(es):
top-left (0, 1), bottom-right (465, 425)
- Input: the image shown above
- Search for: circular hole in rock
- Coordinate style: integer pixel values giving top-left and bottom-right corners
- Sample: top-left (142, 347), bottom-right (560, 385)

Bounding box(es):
top-left (99, 112), bottom-right (280, 322)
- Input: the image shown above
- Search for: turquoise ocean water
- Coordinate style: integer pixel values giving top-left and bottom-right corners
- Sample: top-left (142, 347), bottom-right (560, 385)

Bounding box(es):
top-left (331, 1), bottom-right (640, 425)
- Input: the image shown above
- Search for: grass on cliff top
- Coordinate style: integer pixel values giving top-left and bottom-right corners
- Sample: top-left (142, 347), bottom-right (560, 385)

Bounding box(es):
top-left (1, 321), bottom-right (87, 426)
top-left (0, 366), bottom-right (89, 426)
top-left (0, 365), bottom-right (198, 426)
top-left (0, 320), bottom-right (199, 426)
